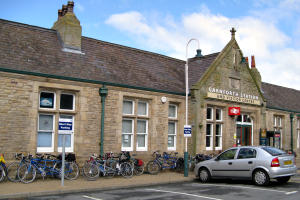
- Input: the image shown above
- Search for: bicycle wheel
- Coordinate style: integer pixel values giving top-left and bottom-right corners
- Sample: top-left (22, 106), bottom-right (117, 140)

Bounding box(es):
top-left (6, 161), bottom-right (21, 182)
top-left (134, 163), bottom-right (144, 176)
top-left (18, 163), bottom-right (36, 183)
top-left (146, 160), bottom-right (161, 175)
top-left (0, 165), bottom-right (5, 182)
top-left (104, 158), bottom-right (117, 177)
top-left (82, 162), bottom-right (99, 180)
top-left (64, 162), bottom-right (79, 180)
top-left (120, 162), bottom-right (133, 178)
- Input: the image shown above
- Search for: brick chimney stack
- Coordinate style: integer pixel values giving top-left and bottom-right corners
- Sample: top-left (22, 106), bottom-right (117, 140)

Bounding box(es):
top-left (250, 55), bottom-right (261, 88)
top-left (52, 1), bottom-right (82, 52)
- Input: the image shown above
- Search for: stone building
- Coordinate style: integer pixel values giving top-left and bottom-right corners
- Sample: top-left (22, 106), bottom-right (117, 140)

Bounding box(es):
top-left (0, 2), bottom-right (300, 163)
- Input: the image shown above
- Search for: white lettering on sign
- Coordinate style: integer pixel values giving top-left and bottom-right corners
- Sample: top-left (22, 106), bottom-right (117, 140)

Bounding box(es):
top-left (208, 87), bottom-right (259, 100)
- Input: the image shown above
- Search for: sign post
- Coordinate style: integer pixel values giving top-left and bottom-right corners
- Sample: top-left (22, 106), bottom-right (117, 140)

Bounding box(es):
top-left (61, 134), bottom-right (65, 187)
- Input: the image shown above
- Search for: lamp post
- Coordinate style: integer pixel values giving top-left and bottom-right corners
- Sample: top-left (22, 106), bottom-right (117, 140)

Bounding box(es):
top-left (184, 38), bottom-right (200, 177)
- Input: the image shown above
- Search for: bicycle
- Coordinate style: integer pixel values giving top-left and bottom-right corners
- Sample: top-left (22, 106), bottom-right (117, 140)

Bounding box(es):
top-left (146, 151), bottom-right (183, 175)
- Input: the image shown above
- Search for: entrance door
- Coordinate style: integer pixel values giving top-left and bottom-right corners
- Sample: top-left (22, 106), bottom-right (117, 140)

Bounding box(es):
top-left (236, 125), bottom-right (252, 146)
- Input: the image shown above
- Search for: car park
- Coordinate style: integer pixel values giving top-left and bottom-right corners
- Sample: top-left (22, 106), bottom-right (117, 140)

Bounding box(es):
top-left (194, 146), bottom-right (297, 186)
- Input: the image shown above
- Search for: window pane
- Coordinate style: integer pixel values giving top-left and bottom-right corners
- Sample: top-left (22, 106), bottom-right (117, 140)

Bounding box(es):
top-left (206, 136), bottom-right (211, 147)
top-left (37, 132), bottom-right (52, 147)
top-left (122, 134), bottom-right (131, 147)
top-left (58, 134), bottom-right (71, 147)
top-left (168, 105), bottom-right (176, 118)
top-left (168, 136), bottom-right (174, 147)
top-left (137, 120), bottom-right (146, 133)
top-left (237, 115), bottom-right (242, 122)
top-left (218, 149), bottom-right (237, 160)
top-left (207, 108), bottom-right (212, 120)
top-left (206, 124), bottom-right (212, 136)
top-left (39, 115), bottom-right (53, 131)
top-left (215, 136), bottom-right (220, 147)
top-left (40, 92), bottom-right (54, 108)
top-left (137, 135), bottom-right (145, 147)
top-left (216, 124), bottom-right (221, 136)
top-left (122, 119), bottom-right (132, 133)
top-left (60, 94), bottom-right (74, 110)
top-left (123, 101), bottom-right (133, 115)
top-left (138, 102), bottom-right (147, 116)
top-left (168, 122), bottom-right (175, 135)
top-left (216, 109), bottom-right (222, 120)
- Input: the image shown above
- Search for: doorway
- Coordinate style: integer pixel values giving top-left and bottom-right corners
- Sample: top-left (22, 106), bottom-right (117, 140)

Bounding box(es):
top-left (236, 114), bottom-right (253, 146)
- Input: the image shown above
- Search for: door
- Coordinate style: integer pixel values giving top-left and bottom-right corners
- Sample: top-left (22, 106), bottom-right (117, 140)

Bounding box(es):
top-left (210, 148), bottom-right (238, 177)
top-left (231, 148), bottom-right (256, 177)
top-left (236, 125), bottom-right (252, 146)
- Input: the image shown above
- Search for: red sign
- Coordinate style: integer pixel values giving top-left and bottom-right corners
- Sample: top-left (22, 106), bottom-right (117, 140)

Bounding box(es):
top-left (228, 107), bottom-right (240, 115)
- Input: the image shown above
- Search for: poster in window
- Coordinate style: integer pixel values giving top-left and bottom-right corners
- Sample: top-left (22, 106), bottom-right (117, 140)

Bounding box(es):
top-left (40, 97), bottom-right (53, 108)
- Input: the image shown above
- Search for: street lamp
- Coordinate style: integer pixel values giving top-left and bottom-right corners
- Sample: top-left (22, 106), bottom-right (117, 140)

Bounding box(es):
top-left (184, 38), bottom-right (201, 177)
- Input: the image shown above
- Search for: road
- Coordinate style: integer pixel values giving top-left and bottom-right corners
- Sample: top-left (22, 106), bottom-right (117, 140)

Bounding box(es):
top-left (26, 179), bottom-right (300, 200)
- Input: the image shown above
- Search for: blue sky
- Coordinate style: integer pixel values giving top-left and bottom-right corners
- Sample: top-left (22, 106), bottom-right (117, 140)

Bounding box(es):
top-left (1, 0), bottom-right (300, 90)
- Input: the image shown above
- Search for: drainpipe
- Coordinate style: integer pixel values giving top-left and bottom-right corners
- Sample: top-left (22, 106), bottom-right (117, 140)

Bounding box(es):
top-left (99, 85), bottom-right (108, 157)
top-left (290, 113), bottom-right (294, 153)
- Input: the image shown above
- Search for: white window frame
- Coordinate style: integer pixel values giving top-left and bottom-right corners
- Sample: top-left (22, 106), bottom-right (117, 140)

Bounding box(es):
top-left (168, 121), bottom-right (177, 151)
top-left (59, 93), bottom-right (75, 111)
top-left (277, 116), bottom-right (282, 127)
top-left (207, 107), bottom-right (213, 121)
top-left (297, 130), bottom-right (300, 149)
top-left (137, 101), bottom-right (148, 117)
top-left (297, 119), bottom-right (300, 129)
top-left (168, 104), bottom-right (178, 119)
top-left (37, 114), bottom-right (55, 153)
top-left (123, 100), bottom-right (135, 115)
top-left (216, 108), bottom-right (222, 121)
top-left (136, 119), bottom-right (148, 151)
top-left (273, 116), bottom-right (277, 126)
top-left (57, 115), bottom-right (74, 153)
top-left (206, 123), bottom-right (213, 150)
top-left (121, 118), bottom-right (134, 151)
top-left (215, 123), bottom-right (222, 150)
top-left (39, 91), bottom-right (56, 110)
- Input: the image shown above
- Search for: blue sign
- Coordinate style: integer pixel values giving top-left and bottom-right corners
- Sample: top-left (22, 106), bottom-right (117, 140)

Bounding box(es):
top-left (184, 125), bottom-right (192, 137)
top-left (59, 121), bottom-right (72, 131)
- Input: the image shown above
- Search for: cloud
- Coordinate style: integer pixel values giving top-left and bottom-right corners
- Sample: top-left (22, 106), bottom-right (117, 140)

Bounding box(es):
top-left (75, 3), bottom-right (85, 12)
top-left (105, 6), bottom-right (300, 90)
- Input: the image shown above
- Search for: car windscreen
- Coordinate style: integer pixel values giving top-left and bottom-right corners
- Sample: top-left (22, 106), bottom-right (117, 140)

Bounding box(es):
top-left (261, 147), bottom-right (286, 156)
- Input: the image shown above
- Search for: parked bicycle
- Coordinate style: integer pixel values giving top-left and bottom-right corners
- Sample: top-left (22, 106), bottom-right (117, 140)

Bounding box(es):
top-left (146, 151), bottom-right (183, 175)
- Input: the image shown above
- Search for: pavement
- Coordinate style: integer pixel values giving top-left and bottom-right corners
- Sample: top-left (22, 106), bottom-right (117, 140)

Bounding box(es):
top-left (0, 170), bottom-right (299, 200)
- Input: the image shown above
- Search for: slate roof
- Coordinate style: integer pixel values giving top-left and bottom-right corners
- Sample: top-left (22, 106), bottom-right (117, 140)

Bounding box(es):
top-left (262, 82), bottom-right (300, 112)
top-left (0, 19), bottom-right (299, 113)
top-left (0, 19), bottom-right (215, 95)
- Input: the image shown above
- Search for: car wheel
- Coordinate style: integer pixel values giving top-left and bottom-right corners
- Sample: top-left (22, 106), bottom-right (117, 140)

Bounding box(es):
top-left (253, 169), bottom-right (269, 186)
top-left (198, 168), bottom-right (211, 183)
top-left (276, 176), bottom-right (291, 184)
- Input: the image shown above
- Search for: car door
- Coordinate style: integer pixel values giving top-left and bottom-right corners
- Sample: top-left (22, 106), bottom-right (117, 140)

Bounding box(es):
top-left (210, 148), bottom-right (238, 177)
top-left (231, 148), bottom-right (256, 178)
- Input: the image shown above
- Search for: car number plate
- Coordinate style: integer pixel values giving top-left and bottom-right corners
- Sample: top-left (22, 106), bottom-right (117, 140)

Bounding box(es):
top-left (284, 160), bottom-right (292, 165)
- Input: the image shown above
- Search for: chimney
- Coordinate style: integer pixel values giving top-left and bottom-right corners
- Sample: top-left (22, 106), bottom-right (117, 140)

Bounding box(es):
top-left (251, 55), bottom-right (256, 68)
top-left (250, 55), bottom-right (261, 89)
top-left (52, 1), bottom-right (82, 52)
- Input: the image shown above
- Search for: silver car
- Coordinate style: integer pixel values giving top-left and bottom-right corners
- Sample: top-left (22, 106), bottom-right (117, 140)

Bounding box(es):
top-left (194, 146), bottom-right (297, 186)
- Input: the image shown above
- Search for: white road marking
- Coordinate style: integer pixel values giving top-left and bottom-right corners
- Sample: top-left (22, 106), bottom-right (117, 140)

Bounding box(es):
top-left (82, 195), bottom-right (103, 200)
top-left (146, 189), bottom-right (223, 200)
top-left (285, 191), bottom-right (298, 195)
top-left (196, 183), bottom-right (298, 195)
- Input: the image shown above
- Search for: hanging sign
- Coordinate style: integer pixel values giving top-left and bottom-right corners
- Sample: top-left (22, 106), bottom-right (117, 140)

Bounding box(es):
top-left (184, 125), bottom-right (192, 138)
top-left (228, 107), bottom-right (240, 116)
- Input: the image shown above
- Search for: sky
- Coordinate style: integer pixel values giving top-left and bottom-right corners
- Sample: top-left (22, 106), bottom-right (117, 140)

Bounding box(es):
top-left (1, 0), bottom-right (300, 90)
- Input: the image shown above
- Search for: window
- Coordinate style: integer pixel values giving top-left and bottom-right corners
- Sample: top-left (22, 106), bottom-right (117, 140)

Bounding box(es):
top-left (206, 106), bottom-right (223, 150)
top-left (273, 115), bottom-right (283, 148)
top-left (60, 93), bottom-right (75, 110)
top-left (40, 92), bottom-right (55, 109)
top-left (206, 124), bottom-right (213, 150)
top-left (58, 115), bottom-right (74, 152)
top-left (168, 104), bottom-right (178, 150)
top-left (37, 114), bottom-right (54, 152)
top-left (229, 78), bottom-right (240, 89)
top-left (207, 107), bottom-right (213, 120)
top-left (217, 149), bottom-right (237, 160)
top-left (237, 148), bottom-right (256, 159)
top-left (297, 119), bottom-right (300, 149)
top-left (38, 90), bottom-right (76, 153)
top-left (123, 100), bottom-right (134, 115)
top-left (122, 118), bottom-right (134, 151)
top-left (122, 99), bottom-right (149, 151)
